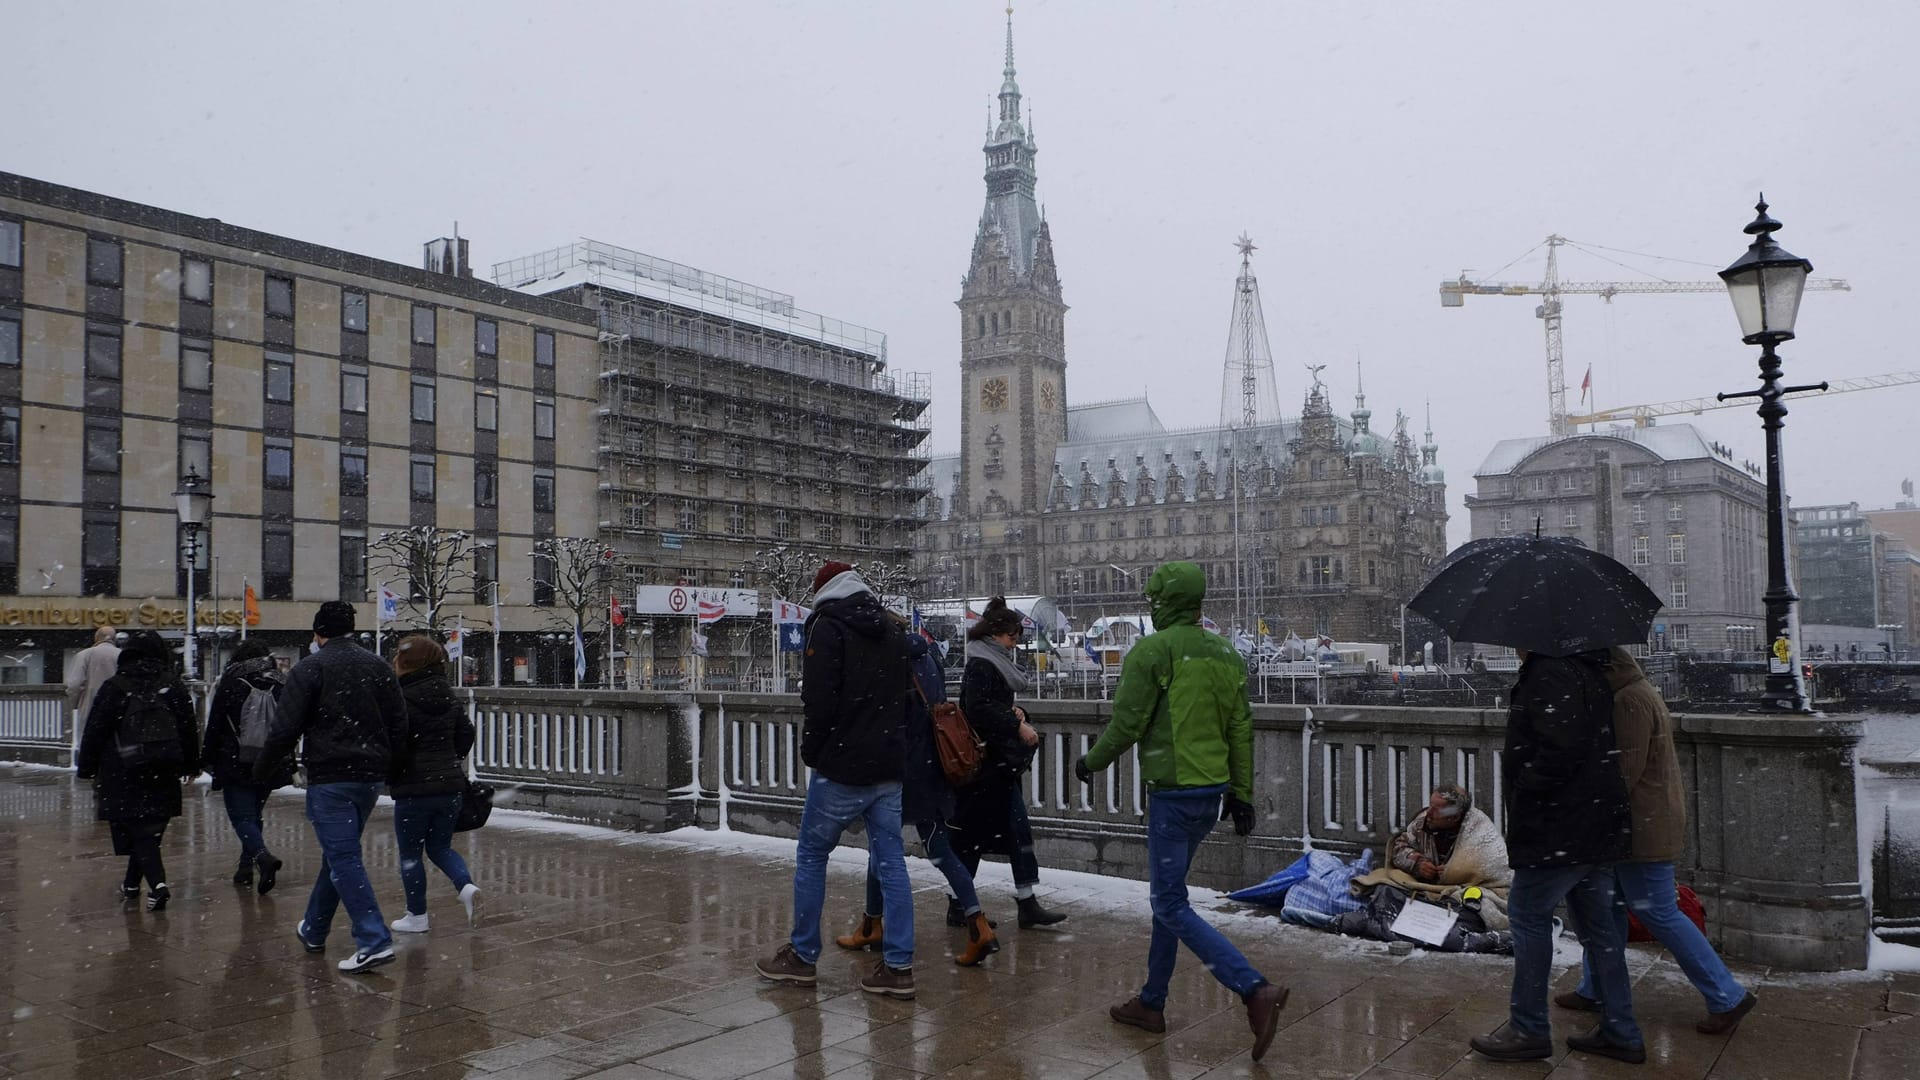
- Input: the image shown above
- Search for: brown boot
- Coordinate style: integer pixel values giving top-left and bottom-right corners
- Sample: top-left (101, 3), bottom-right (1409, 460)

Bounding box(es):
top-left (955, 910), bottom-right (1000, 966)
top-left (1109, 996), bottom-right (1167, 1034)
top-left (834, 913), bottom-right (883, 951)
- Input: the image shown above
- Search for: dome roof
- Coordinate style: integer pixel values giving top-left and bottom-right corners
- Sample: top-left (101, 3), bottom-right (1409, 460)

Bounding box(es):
top-left (1350, 430), bottom-right (1389, 458)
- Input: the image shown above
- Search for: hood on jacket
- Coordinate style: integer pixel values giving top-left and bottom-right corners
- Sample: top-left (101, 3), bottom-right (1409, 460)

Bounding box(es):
top-left (811, 569), bottom-right (872, 607)
top-left (813, 590), bottom-right (893, 640)
top-left (1146, 561), bottom-right (1206, 629)
top-left (1602, 646), bottom-right (1647, 693)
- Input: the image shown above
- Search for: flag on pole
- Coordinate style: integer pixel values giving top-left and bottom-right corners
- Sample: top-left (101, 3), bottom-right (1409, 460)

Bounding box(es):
top-left (573, 621), bottom-right (587, 682)
top-left (609, 593), bottom-right (625, 627)
top-left (243, 584), bottom-right (260, 627)
top-left (691, 630), bottom-right (710, 657)
top-left (446, 619), bottom-right (464, 665)
top-left (378, 585), bottom-right (401, 623)
top-left (779, 622), bottom-right (806, 652)
top-left (697, 596), bottom-right (726, 625)
top-left (1085, 634), bottom-right (1101, 665)
top-left (1258, 617), bottom-right (1270, 638)
top-left (773, 600), bottom-right (811, 625)
top-left (1580, 365), bottom-right (1592, 403)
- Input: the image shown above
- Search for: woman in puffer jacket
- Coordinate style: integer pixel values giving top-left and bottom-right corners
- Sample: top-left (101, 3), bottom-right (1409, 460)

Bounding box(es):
top-left (386, 634), bottom-right (479, 932)
top-left (74, 630), bottom-right (199, 911)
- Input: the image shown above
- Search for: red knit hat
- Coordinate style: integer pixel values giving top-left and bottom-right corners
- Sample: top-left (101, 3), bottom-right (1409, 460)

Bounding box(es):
top-left (812, 560), bottom-right (855, 594)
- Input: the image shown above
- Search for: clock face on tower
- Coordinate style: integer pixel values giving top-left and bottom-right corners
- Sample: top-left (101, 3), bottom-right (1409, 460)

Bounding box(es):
top-left (1038, 381), bottom-right (1058, 412)
top-left (981, 377), bottom-right (1009, 411)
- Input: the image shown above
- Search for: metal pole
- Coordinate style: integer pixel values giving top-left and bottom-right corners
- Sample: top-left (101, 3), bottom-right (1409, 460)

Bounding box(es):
top-left (1750, 340), bottom-right (1812, 711)
top-left (491, 580), bottom-right (501, 688)
top-left (183, 528), bottom-right (198, 681)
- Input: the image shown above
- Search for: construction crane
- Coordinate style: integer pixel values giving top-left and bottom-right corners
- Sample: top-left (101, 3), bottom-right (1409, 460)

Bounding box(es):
top-left (1440, 235), bottom-right (1852, 436)
top-left (1565, 371), bottom-right (1920, 428)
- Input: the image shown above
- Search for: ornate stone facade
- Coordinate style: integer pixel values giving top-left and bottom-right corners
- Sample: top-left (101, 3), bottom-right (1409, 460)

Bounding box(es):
top-left (916, 18), bottom-right (1449, 651)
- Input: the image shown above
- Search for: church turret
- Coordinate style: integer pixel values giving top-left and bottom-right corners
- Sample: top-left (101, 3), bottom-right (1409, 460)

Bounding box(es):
top-left (956, 6), bottom-right (1068, 533)
top-left (1420, 402), bottom-right (1446, 484)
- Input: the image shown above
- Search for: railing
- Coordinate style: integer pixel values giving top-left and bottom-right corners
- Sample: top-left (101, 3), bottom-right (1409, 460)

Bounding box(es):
top-left (0, 685), bottom-right (73, 765)
top-left (470, 696), bottom-right (624, 781)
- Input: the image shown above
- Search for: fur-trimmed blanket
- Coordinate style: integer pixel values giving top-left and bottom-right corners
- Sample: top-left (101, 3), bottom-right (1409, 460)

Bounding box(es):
top-left (1352, 806), bottom-right (1513, 929)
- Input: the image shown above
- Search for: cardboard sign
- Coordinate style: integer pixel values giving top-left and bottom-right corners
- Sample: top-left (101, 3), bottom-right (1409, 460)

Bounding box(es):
top-left (1389, 899), bottom-right (1459, 947)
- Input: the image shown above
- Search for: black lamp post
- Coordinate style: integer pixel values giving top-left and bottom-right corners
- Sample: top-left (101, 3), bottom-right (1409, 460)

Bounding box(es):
top-left (1716, 196), bottom-right (1827, 713)
top-left (172, 466), bottom-right (215, 681)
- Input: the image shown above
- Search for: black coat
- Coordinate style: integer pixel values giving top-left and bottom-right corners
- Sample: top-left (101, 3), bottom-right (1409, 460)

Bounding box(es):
top-left (957, 653), bottom-right (1033, 782)
top-left (75, 654), bottom-right (200, 823)
top-left (257, 638), bottom-right (408, 786)
top-left (949, 650), bottom-right (1033, 860)
top-left (900, 633), bottom-right (955, 826)
top-left (1502, 651), bottom-right (1632, 869)
top-left (202, 655), bottom-right (295, 789)
top-left (389, 669), bottom-right (474, 798)
top-left (799, 591), bottom-right (911, 786)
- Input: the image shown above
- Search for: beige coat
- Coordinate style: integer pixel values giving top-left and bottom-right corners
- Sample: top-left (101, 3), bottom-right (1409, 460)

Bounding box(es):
top-left (65, 642), bottom-right (120, 726)
top-left (1606, 647), bottom-right (1687, 862)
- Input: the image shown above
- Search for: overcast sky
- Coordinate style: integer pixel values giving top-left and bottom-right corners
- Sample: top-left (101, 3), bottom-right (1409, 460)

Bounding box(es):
top-left (13, 1), bottom-right (1917, 545)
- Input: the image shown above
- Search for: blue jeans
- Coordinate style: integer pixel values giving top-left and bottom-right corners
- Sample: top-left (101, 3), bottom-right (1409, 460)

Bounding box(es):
top-left (394, 792), bottom-right (473, 916)
top-left (301, 782), bottom-right (391, 953)
top-left (1509, 864), bottom-right (1640, 1045)
top-left (1139, 786), bottom-right (1265, 1011)
top-left (1576, 861), bottom-right (1747, 1014)
top-left (222, 783), bottom-right (272, 861)
top-left (791, 775), bottom-right (913, 969)
top-left (866, 819), bottom-right (979, 917)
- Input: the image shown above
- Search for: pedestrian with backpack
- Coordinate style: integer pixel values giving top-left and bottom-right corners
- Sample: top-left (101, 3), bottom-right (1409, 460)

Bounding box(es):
top-left (258, 601), bottom-right (409, 974)
top-left (75, 630), bottom-right (200, 912)
top-left (833, 617), bottom-right (997, 966)
top-left (386, 634), bottom-right (480, 933)
top-left (202, 640), bottom-right (293, 894)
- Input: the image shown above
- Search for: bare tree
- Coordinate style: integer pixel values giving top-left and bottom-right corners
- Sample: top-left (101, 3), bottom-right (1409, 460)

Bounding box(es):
top-left (745, 543), bottom-right (823, 601)
top-left (857, 558), bottom-right (922, 604)
top-left (367, 526), bottom-right (475, 631)
top-left (529, 537), bottom-right (617, 635)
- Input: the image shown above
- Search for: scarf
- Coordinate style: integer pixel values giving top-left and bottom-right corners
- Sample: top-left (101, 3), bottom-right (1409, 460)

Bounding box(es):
top-left (965, 638), bottom-right (1031, 693)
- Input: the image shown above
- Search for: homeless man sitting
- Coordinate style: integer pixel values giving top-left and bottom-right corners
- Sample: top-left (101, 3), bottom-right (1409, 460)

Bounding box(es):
top-left (1388, 784), bottom-right (1500, 884)
top-left (1329, 783), bottom-right (1516, 953)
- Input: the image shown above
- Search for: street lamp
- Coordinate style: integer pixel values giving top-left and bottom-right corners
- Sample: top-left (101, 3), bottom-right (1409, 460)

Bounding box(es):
top-left (173, 465), bottom-right (215, 681)
top-left (1716, 196), bottom-right (1827, 713)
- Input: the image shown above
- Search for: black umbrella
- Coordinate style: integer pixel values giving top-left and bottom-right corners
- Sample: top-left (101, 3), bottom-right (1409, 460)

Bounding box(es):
top-left (1407, 535), bottom-right (1663, 657)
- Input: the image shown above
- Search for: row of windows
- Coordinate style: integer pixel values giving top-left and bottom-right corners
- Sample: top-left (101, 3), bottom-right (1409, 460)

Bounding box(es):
top-left (0, 219), bottom-right (559, 364)
top-left (1628, 534), bottom-right (1687, 566)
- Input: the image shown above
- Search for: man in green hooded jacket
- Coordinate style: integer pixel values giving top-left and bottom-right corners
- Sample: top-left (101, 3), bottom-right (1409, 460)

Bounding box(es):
top-left (1075, 561), bottom-right (1288, 1063)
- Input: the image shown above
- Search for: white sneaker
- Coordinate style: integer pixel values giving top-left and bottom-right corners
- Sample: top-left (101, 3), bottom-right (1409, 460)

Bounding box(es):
top-left (338, 946), bottom-right (395, 973)
top-left (392, 912), bottom-right (430, 933)
top-left (459, 883), bottom-right (480, 925)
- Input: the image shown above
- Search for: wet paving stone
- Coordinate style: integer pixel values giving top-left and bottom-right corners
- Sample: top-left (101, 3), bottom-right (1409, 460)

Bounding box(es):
top-left (0, 764), bottom-right (1904, 1078)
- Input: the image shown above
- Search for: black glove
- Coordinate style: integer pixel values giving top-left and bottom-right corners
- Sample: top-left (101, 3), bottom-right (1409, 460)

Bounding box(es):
top-left (1073, 756), bottom-right (1094, 785)
top-left (1224, 797), bottom-right (1256, 837)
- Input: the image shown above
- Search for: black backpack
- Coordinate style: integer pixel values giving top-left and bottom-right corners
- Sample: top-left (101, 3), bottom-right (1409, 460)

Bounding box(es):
top-left (114, 683), bottom-right (184, 771)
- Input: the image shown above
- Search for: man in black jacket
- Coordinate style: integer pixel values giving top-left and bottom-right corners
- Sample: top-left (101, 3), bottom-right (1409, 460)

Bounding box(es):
top-left (258, 601), bottom-right (409, 974)
top-left (757, 562), bottom-right (917, 998)
top-left (1470, 649), bottom-right (1643, 1065)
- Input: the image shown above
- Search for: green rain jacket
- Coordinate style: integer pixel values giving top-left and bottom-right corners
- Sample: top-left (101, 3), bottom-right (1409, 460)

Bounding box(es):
top-left (1083, 561), bottom-right (1253, 803)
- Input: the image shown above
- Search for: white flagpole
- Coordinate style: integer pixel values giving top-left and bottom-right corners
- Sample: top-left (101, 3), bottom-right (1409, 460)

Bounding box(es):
top-left (490, 581), bottom-right (501, 688)
top-left (771, 603), bottom-right (781, 695)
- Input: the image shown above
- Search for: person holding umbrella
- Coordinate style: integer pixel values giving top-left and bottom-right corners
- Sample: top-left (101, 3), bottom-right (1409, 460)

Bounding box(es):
top-left (1408, 535), bottom-right (1657, 1065)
